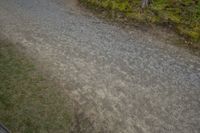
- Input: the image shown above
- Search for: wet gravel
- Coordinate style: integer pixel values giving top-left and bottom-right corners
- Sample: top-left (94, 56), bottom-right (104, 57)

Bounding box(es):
top-left (0, 0), bottom-right (200, 132)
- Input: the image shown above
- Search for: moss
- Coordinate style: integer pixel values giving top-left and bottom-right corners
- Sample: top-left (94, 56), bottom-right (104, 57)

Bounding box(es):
top-left (178, 26), bottom-right (200, 41)
top-left (102, 0), bottom-right (110, 8)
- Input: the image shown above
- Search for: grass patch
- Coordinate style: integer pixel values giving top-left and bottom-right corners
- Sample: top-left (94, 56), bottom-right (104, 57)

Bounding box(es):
top-left (0, 40), bottom-right (71, 133)
top-left (80, 0), bottom-right (200, 43)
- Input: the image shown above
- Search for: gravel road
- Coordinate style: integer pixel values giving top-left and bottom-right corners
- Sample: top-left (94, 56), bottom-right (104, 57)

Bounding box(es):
top-left (0, 0), bottom-right (200, 132)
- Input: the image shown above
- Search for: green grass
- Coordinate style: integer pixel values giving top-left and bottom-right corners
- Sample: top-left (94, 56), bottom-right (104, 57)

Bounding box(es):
top-left (81, 0), bottom-right (200, 42)
top-left (0, 40), bottom-right (71, 133)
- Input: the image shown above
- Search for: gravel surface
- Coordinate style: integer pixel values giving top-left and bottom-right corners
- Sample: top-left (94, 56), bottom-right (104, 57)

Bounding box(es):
top-left (0, 0), bottom-right (200, 132)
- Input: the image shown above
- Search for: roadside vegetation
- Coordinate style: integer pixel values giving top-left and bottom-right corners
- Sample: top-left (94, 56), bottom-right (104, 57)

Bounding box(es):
top-left (0, 40), bottom-right (71, 133)
top-left (81, 0), bottom-right (200, 42)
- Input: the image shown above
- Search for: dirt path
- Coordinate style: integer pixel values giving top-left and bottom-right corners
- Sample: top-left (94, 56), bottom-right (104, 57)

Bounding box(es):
top-left (0, 0), bottom-right (200, 132)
